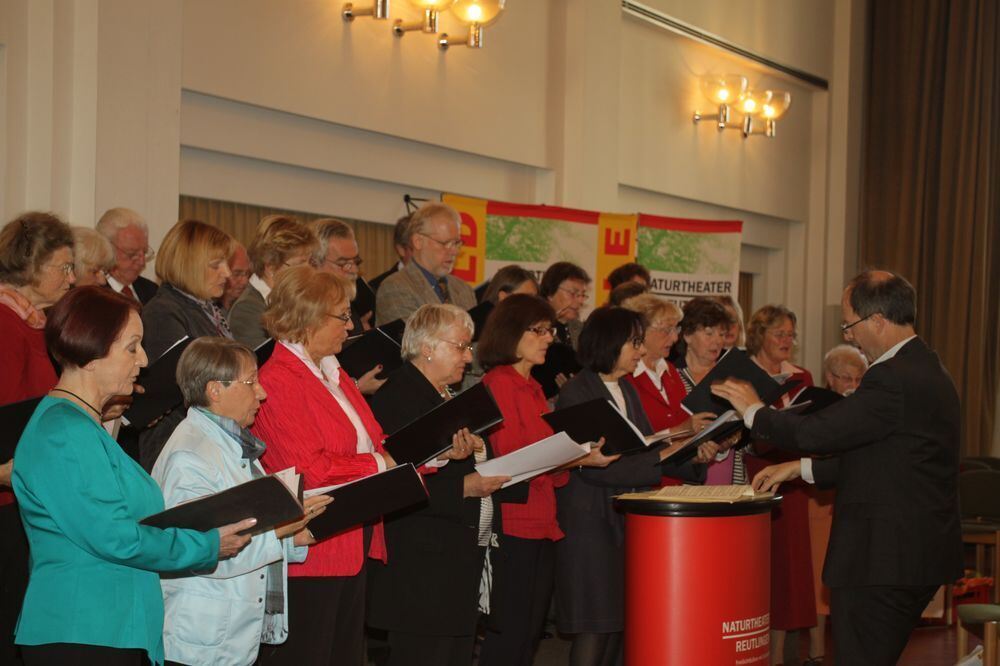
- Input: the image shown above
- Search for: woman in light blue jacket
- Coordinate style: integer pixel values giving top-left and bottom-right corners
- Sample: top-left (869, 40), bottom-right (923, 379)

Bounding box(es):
top-left (152, 337), bottom-right (331, 666)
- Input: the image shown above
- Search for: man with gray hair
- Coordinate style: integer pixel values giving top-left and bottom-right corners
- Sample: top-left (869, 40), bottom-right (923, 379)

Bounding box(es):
top-left (375, 203), bottom-right (476, 326)
top-left (712, 270), bottom-right (962, 665)
top-left (309, 217), bottom-right (373, 329)
top-left (96, 207), bottom-right (159, 304)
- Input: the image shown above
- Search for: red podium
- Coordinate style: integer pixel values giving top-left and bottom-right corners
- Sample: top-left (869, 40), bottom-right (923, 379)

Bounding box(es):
top-left (614, 496), bottom-right (781, 666)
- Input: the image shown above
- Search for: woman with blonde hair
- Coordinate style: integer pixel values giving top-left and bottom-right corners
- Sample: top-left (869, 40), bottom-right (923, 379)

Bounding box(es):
top-left (229, 216), bottom-right (319, 349)
top-left (137, 219), bottom-right (236, 470)
top-left (251, 265), bottom-right (394, 665)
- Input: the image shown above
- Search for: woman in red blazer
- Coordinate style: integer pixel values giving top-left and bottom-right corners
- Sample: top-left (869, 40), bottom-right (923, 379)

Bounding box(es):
top-left (744, 305), bottom-right (817, 664)
top-left (251, 266), bottom-right (396, 666)
top-left (621, 294), bottom-right (715, 435)
top-left (475, 294), bottom-right (615, 666)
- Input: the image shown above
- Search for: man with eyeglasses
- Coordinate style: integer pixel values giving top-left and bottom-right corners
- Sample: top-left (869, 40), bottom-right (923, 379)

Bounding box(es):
top-left (712, 270), bottom-right (962, 666)
top-left (96, 207), bottom-right (159, 304)
top-left (375, 202), bottom-right (476, 327)
top-left (309, 218), bottom-right (374, 330)
top-left (219, 242), bottom-right (251, 312)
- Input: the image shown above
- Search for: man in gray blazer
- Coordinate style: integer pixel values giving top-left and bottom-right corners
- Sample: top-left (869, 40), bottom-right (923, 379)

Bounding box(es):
top-left (375, 202), bottom-right (476, 326)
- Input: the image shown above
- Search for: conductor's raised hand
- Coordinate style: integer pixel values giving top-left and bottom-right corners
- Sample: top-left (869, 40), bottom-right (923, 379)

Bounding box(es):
top-left (710, 379), bottom-right (761, 415)
top-left (751, 460), bottom-right (802, 494)
top-left (217, 518), bottom-right (256, 559)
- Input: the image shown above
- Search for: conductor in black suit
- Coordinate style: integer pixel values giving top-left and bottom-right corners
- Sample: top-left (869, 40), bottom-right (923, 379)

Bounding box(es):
top-left (712, 270), bottom-right (962, 666)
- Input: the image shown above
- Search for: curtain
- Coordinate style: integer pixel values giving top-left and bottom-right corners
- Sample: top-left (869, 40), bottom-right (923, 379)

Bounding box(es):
top-left (861, 0), bottom-right (1000, 455)
top-left (178, 195), bottom-right (398, 280)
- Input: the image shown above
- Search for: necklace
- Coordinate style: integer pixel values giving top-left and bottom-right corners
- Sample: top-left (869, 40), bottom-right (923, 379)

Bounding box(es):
top-left (50, 388), bottom-right (102, 419)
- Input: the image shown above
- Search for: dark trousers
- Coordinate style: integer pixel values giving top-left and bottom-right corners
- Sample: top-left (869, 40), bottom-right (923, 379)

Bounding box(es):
top-left (22, 643), bottom-right (147, 665)
top-left (477, 536), bottom-right (555, 666)
top-left (0, 503), bottom-right (28, 666)
top-left (386, 631), bottom-right (475, 666)
top-left (256, 573), bottom-right (368, 666)
top-left (830, 584), bottom-right (938, 665)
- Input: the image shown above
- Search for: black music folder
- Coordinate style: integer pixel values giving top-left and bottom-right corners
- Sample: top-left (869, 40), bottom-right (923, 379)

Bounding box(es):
top-left (379, 318), bottom-right (406, 345)
top-left (790, 386), bottom-right (843, 413)
top-left (122, 336), bottom-right (193, 430)
top-left (0, 396), bottom-right (43, 461)
top-left (254, 338), bottom-right (276, 366)
top-left (337, 327), bottom-right (404, 379)
top-left (383, 382), bottom-right (504, 466)
top-left (543, 398), bottom-right (651, 456)
top-left (304, 463), bottom-right (428, 542)
top-left (141, 473), bottom-right (304, 536)
top-left (351, 277), bottom-right (376, 322)
top-left (467, 301), bottom-right (494, 341)
top-left (531, 342), bottom-right (582, 398)
top-left (681, 348), bottom-right (780, 415)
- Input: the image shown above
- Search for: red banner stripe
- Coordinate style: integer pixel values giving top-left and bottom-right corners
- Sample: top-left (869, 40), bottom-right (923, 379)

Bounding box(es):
top-left (639, 214), bottom-right (743, 234)
top-left (485, 201), bottom-right (600, 225)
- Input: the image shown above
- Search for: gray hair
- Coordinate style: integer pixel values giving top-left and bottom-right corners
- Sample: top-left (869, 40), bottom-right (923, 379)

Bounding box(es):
top-left (96, 207), bottom-right (148, 241)
top-left (400, 303), bottom-right (474, 361)
top-left (71, 227), bottom-right (115, 277)
top-left (177, 337), bottom-right (256, 408)
top-left (308, 218), bottom-right (355, 264)
top-left (823, 344), bottom-right (868, 375)
top-left (410, 202), bottom-right (461, 236)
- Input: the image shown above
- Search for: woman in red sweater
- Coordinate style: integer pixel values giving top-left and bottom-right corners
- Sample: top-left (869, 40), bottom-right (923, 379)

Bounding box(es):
top-left (475, 294), bottom-right (614, 666)
top-left (0, 212), bottom-right (75, 664)
top-left (251, 266), bottom-right (396, 666)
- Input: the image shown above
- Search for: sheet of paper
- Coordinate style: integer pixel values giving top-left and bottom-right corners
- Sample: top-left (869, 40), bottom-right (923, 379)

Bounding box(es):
top-left (475, 432), bottom-right (591, 488)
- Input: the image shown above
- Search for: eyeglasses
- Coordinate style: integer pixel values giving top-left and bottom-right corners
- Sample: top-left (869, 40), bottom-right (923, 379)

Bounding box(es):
top-left (229, 269), bottom-right (252, 279)
top-left (629, 337), bottom-right (645, 349)
top-left (325, 256), bottom-right (363, 270)
top-left (418, 233), bottom-right (464, 251)
top-left (526, 325), bottom-right (558, 338)
top-left (557, 285), bottom-right (589, 300)
top-left (326, 311), bottom-right (353, 324)
top-left (215, 376), bottom-right (259, 387)
top-left (46, 262), bottom-right (75, 276)
top-left (840, 314), bottom-right (873, 333)
top-left (768, 330), bottom-right (798, 341)
top-left (438, 339), bottom-right (474, 354)
top-left (114, 244), bottom-right (155, 263)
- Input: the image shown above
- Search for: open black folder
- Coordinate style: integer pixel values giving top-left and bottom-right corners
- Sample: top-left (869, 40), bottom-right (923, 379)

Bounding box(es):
top-left (140, 473), bottom-right (304, 536)
top-left (254, 338), bottom-right (276, 366)
top-left (790, 386), bottom-right (843, 414)
top-left (122, 336), bottom-right (193, 430)
top-left (542, 398), bottom-right (653, 456)
top-left (337, 327), bottom-right (404, 379)
top-left (0, 396), bottom-right (43, 461)
top-left (383, 382), bottom-right (503, 466)
top-left (681, 348), bottom-right (781, 415)
top-left (304, 463), bottom-right (428, 542)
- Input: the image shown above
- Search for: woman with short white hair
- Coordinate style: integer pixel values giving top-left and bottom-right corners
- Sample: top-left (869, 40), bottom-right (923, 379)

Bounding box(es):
top-left (71, 226), bottom-right (115, 287)
top-left (367, 303), bottom-right (506, 666)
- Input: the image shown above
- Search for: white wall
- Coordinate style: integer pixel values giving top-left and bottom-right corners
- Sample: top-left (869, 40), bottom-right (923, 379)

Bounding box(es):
top-left (0, 0), bottom-right (868, 379)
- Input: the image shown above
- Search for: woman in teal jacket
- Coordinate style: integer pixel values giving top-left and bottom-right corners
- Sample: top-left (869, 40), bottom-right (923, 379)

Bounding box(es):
top-left (11, 287), bottom-right (253, 666)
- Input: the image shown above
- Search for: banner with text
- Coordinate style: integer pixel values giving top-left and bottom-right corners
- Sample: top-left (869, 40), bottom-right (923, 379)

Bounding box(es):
top-left (444, 194), bottom-right (741, 310)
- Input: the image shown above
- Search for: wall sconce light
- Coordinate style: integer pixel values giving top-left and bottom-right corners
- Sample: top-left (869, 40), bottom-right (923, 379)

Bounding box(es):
top-left (742, 90), bottom-right (792, 138)
top-left (438, 0), bottom-right (506, 50)
top-left (393, 0), bottom-right (455, 37)
top-left (693, 75), bottom-right (792, 139)
top-left (692, 75), bottom-right (748, 130)
top-left (342, 0), bottom-right (390, 21)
